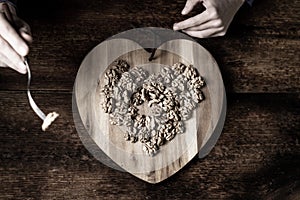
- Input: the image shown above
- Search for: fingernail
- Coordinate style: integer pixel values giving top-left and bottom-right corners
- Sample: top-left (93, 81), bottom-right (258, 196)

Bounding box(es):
top-left (18, 63), bottom-right (27, 74)
top-left (20, 27), bottom-right (32, 36)
top-left (18, 69), bottom-right (27, 74)
top-left (19, 45), bottom-right (29, 56)
top-left (173, 24), bottom-right (179, 30)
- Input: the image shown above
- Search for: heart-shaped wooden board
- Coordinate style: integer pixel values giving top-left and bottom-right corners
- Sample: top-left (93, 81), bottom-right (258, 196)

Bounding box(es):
top-left (74, 38), bottom-right (226, 183)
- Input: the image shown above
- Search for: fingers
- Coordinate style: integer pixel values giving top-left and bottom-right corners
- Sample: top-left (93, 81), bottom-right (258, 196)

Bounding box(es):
top-left (182, 27), bottom-right (225, 38)
top-left (0, 3), bottom-right (31, 74)
top-left (174, 0), bottom-right (244, 38)
top-left (174, 1), bottom-right (229, 38)
top-left (0, 35), bottom-right (27, 74)
top-left (180, 10), bottom-right (227, 38)
top-left (183, 19), bottom-right (221, 31)
top-left (2, 2), bottom-right (32, 44)
top-left (0, 14), bottom-right (29, 56)
top-left (181, 0), bottom-right (202, 15)
top-left (173, 10), bottom-right (210, 31)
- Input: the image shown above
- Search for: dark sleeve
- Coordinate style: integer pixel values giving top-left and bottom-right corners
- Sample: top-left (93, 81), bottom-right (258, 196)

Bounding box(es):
top-left (246, 0), bottom-right (254, 6)
top-left (0, 0), bottom-right (17, 7)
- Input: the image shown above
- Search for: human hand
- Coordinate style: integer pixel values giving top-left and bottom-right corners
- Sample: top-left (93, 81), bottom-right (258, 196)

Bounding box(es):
top-left (173, 0), bottom-right (245, 38)
top-left (0, 2), bottom-right (32, 74)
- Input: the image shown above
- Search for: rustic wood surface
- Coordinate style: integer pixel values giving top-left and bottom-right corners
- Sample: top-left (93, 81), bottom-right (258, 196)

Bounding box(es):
top-left (0, 0), bottom-right (299, 199)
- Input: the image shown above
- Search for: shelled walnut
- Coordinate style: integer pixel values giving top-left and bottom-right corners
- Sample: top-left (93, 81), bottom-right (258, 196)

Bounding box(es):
top-left (101, 60), bottom-right (130, 114)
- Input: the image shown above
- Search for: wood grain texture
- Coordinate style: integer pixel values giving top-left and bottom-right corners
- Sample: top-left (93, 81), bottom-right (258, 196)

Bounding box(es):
top-left (0, 0), bottom-right (299, 198)
top-left (0, 0), bottom-right (298, 93)
top-left (0, 92), bottom-right (299, 199)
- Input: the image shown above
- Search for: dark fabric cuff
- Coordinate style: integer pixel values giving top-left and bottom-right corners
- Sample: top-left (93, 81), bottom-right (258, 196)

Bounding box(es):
top-left (0, 0), bottom-right (17, 7)
top-left (246, 0), bottom-right (254, 6)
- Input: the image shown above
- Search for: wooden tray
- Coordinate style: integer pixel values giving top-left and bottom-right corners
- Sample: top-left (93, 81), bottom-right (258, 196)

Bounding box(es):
top-left (74, 38), bottom-right (226, 183)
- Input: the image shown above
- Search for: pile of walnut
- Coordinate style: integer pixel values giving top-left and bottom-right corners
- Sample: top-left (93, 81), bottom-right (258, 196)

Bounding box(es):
top-left (126, 82), bottom-right (182, 155)
top-left (101, 60), bottom-right (206, 156)
top-left (101, 60), bottom-right (130, 113)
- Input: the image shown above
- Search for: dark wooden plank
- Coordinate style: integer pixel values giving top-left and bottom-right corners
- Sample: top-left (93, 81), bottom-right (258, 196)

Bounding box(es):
top-left (0, 26), bottom-right (298, 93)
top-left (0, 0), bottom-right (298, 93)
top-left (0, 0), bottom-right (299, 198)
top-left (0, 91), bottom-right (299, 199)
top-left (17, 0), bottom-right (300, 38)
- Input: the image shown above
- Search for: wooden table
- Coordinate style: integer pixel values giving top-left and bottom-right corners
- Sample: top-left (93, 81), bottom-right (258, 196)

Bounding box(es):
top-left (0, 0), bottom-right (299, 199)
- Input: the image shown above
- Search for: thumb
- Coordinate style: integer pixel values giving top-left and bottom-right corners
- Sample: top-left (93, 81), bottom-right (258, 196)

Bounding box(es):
top-left (20, 27), bottom-right (32, 43)
top-left (182, 0), bottom-right (201, 15)
top-left (18, 20), bottom-right (33, 43)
